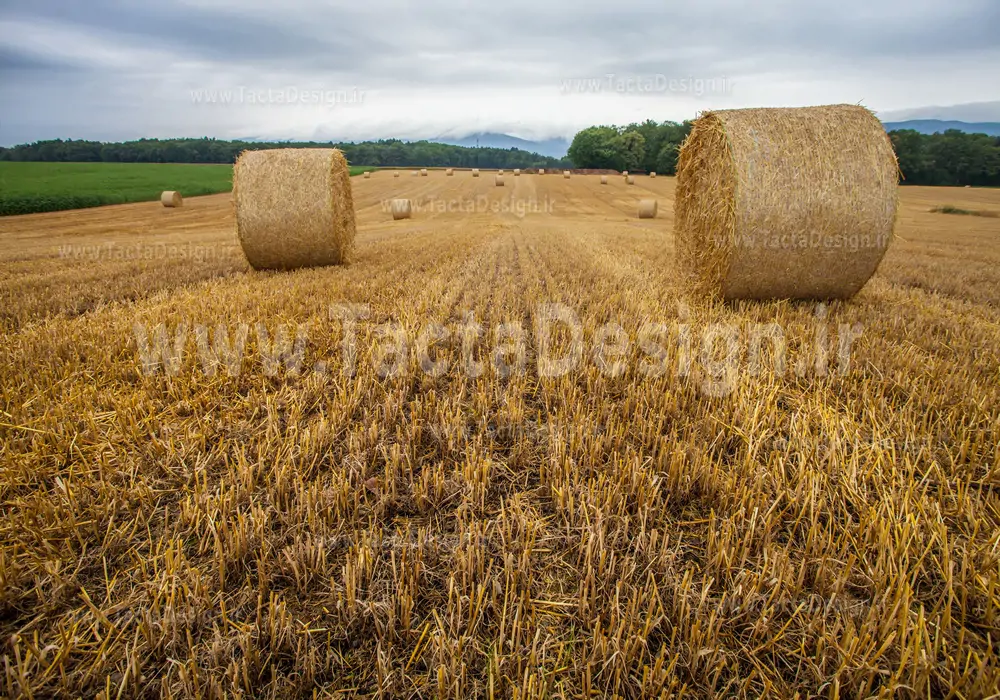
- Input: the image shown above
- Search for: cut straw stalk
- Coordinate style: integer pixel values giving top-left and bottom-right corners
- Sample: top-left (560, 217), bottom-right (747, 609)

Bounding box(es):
top-left (674, 104), bottom-right (898, 300)
top-left (233, 148), bottom-right (355, 270)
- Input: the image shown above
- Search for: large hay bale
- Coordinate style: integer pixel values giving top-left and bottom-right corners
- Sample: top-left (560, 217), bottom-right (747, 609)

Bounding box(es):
top-left (390, 199), bottom-right (412, 220)
top-left (600, 176), bottom-right (608, 185)
top-left (563, 171), bottom-right (570, 179)
top-left (638, 199), bottom-right (658, 219)
top-left (160, 191), bottom-right (182, 207)
top-left (495, 175), bottom-right (505, 187)
top-left (538, 169), bottom-right (544, 175)
top-left (498, 170), bottom-right (504, 176)
top-left (420, 169), bottom-right (428, 177)
top-left (650, 172), bottom-right (657, 178)
top-left (233, 148), bottom-right (355, 270)
top-left (514, 169), bottom-right (521, 176)
top-left (446, 168), bottom-right (454, 176)
top-left (363, 171), bottom-right (371, 179)
top-left (394, 171), bottom-right (400, 177)
top-left (674, 104), bottom-right (898, 300)
top-left (622, 171), bottom-right (629, 177)
top-left (626, 176), bottom-right (635, 185)
top-left (472, 169), bottom-right (480, 177)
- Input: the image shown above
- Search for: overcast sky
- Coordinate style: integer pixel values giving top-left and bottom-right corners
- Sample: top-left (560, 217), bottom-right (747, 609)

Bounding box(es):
top-left (1, 0), bottom-right (998, 146)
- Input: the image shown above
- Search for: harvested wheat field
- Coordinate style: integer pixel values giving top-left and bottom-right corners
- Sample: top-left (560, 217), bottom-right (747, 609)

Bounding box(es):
top-left (1, 174), bottom-right (999, 698)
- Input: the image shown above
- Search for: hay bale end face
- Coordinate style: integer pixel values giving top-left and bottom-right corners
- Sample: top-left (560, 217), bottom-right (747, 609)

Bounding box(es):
top-left (234, 148), bottom-right (355, 270)
top-left (600, 176), bottom-right (608, 185)
top-left (538, 169), bottom-right (545, 175)
top-left (495, 175), bottom-right (505, 187)
top-left (638, 199), bottom-right (658, 219)
top-left (420, 169), bottom-right (428, 177)
top-left (674, 104), bottom-right (898, 300)
top-left (650, 172), bottom-right (657, 178)
top-left (626, 176), bottom-right (635, 185)
top-left (160, 191), bottom-right (182, 207)
top-left (390, 199), bottom-right (412, 220)
top-left (563, 171), bottom-right (571, 179)
top-left (472, 169), bottom-right (480, 177)
top-left (363, 171), bottom-right (371, 179)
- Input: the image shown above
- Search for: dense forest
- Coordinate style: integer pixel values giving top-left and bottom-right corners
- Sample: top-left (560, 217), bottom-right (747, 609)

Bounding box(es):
top-left (0, 138), bottom-right (571, 170)
top-left (566, 120), bottom-right (1000, 186)
top-left (2, 125), bottom-right (998, 186)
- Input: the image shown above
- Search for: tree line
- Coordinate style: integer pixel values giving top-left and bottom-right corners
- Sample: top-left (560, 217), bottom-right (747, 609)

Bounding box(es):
top-left (566, 121), bottom-right (1000, 186)
top-left (3, 126), bottom-right (998, 186)
top-left (0, 138), bottom-right (571, 170)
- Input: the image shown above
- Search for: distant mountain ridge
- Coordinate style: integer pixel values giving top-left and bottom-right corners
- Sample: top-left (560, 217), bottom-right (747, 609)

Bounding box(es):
top-left (431, 132), bottom-right (570, 158)
top-left (882, 120), bottom-right (1000, 137)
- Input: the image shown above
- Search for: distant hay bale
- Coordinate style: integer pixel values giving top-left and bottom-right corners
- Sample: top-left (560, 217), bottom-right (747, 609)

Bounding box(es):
top-left (675, 104), bottom-right (898, 300)
top-left (498, 170), bottom-right (504, 176)
top-left (394, 171), bottom-right (400, 177)
top-left (495, 174), bottom-right (504, 186)
top-left (538, 169), bottom-right (544, 175)
top-left (420, 169), bottom-right (428, 176)
top-left (626, 176), bottom-right (635, 185)
top-left (638, 199), bottom-right (658, 218)
top-left (390, 199), bottom-right (412, 220)
top-left (446, 168), bottom-right (454, 176)
top-left (622, 171), bottom-right (629, 177)
top-left (650, 172), bottom-right (657, 178)
top-left (563, 171), bottom-right (571, 179)
top-left (514, 169), bottom-right (521, 176)
top-left (234, 148), bottom-right (355, 270)
top-left (472, 169), bottom-right (480, 177)
top-left (160, 191), bottom-right (182, 207)
top-left (412, 171), bottom-right (419, 177)
top-left (363, 171), bottom-right (371, 179)
top-left (600, 176), bottom-right (608, 185)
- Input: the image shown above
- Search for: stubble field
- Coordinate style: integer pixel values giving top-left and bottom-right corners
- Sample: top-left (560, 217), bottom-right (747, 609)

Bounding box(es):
top-left (1, 171), bottom-right (998, 698)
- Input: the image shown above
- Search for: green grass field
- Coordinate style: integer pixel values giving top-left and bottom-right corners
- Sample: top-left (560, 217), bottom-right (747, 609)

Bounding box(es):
top-left (0, 162), bottom-right (374, 216)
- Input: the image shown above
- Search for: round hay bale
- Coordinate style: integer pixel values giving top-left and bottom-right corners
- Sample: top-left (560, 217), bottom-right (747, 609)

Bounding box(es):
top-left (390, 199), bottom-right (412, 220)
top-left (622, 171), bottom-right (629, 177)
top-left (234, 148), bottom-right (355, 270)
top-left (650, 172), bottom-right (657, 178)
top-left (363, 171), bottom-right (371, 179)
top-left (538, 169), bottom-right (544, 175)
top-left (394, 171), bottom-right (400, 177)
top-left (514, 169), bottom-right (521, 176)
top-left (498, 170), bottom-right (504, 176)
top-left (638, 199), bottom-right (658, 219)
top-left (563, 171), bottom-right (571, 179)
top-left (600, 176), bottom-right (608, 185)
top-left (412, 171), bottom-right (419, 177)
top-left (420, 169), bottom-right (428, 177)
top-left (446, 168), bottom-right (454, 176)
top-left (674, 104), bottom-right (898, 300)
top-left (472, 169), bottom-right (480, 177)
top-left (160, 191), bottom-right (182, 207)
top-left (626, 176), bottom-right (635, 185)
top-left (495, 174), bottom-right (505, 187)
